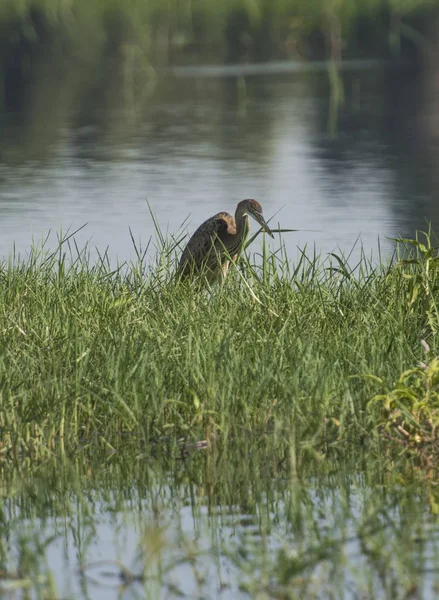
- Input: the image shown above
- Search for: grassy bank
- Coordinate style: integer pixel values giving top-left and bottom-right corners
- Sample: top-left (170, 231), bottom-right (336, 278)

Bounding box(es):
top-left (0, 229), bottom-right (438, 470)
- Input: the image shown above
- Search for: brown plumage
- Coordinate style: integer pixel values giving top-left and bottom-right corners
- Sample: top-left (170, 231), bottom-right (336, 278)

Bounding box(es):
top-left (178, 199), bottom-right (274, 284)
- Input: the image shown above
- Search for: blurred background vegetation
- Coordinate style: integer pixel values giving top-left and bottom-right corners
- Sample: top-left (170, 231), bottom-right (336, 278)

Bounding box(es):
top-left (0, 0), bottom-right (438, 112)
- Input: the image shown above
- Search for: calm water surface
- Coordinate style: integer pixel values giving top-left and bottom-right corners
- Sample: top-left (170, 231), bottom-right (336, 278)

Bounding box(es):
top-left (1, 63), bottom-right (438, 265)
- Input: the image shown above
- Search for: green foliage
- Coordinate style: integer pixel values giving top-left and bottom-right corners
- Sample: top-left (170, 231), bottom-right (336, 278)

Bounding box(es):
top-left (367, 340), bottom-right (439, 468)
top-left (393, 230), bottom-right (439, 334)
top-left (351, 232), bottom-right (439, 468)
top-left (0, 226), bottom-right (437, 474)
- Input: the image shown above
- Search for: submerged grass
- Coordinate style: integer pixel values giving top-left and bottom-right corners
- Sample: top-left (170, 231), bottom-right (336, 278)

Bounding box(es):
top-left (1, 438), bottom-right (436, 599)
top-left (0, 226), bottom-right (438, 470)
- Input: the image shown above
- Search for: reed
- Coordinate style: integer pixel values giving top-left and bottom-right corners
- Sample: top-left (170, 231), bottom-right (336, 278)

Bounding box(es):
top-left (0, 225), bottom-right (438, 470)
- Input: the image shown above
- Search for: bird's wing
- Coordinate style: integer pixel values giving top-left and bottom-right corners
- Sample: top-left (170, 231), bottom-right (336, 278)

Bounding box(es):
top-left (178, 212), bottom-right (231, 274)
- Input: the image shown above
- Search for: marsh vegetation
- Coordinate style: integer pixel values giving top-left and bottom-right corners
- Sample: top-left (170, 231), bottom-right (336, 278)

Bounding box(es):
top-left (2, 227), bottom-right (439, 461)
top-left (1, 228), bottom-right (439, 597)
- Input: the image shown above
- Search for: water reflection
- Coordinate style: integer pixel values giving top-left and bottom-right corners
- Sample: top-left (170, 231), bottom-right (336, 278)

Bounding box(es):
top-left (1, 439), bottom-right (438, 599)
top-left (0, 62), bottom-right (439, 266)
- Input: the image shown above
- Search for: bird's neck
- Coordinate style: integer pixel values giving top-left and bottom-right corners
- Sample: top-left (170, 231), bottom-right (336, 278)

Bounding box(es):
top-left (236, 211), bottom-right (250, 240)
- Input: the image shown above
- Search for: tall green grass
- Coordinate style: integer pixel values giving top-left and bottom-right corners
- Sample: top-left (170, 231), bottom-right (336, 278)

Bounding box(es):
top-left (0, 226), bottom-right (438, 468)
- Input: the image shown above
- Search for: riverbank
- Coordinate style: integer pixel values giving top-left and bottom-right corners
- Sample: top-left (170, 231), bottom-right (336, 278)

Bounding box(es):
top-left (1, 230), bottom-right (437, 473)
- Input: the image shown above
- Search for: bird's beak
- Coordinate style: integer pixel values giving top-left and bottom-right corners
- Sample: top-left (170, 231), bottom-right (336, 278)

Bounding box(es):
top-left (255, 212), bottom-right (275, 238)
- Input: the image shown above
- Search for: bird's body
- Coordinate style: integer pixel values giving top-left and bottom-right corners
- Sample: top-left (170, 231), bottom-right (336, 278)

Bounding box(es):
top-left (178, 199), bottom-right (273, 284)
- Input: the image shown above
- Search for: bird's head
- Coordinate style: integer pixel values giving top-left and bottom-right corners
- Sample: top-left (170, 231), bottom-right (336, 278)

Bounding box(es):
top-left (238, 199), bottom-right (274, 238)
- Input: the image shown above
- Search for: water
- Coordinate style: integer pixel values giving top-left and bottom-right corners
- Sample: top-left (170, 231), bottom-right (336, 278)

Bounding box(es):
top-left (3, 441), bottom-right (439, 599)
top-left (0, 62), bottom-right (437, 267)
top-left (2, 61), bottom-right (439, 599)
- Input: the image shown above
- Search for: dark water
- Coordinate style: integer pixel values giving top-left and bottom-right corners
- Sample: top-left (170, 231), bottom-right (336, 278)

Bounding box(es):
top-left (1, 62), bottom-right (438, 267)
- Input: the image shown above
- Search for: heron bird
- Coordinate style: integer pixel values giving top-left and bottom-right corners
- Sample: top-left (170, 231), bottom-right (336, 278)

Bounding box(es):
top-left (178, 198), bottom-right (274, 284)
